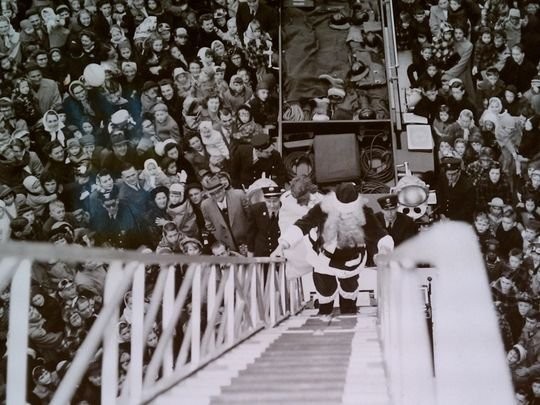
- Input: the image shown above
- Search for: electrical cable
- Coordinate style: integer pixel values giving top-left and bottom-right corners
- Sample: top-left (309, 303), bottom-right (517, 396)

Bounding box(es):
top-left (283, 150), bottom-right (315, 180)
top-left (359, 132), bottom-right (394, 186)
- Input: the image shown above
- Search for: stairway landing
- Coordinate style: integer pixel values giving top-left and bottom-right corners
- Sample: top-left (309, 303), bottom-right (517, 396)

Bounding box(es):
top-left (152, 307), bottom-right (390, 405)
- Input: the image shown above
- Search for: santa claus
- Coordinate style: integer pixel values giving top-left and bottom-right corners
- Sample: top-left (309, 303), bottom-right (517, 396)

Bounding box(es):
top-left (273, 182), bottom-right (394, 314)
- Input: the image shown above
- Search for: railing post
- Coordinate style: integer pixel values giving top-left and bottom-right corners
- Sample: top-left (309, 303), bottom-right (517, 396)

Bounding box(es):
top-left (6, 259), bottom-right (31, 405)
top-left (289, 278), bottom-right (296, 315)
top-left (207, 265), bottom-right (217, 352)
top-left (279, 262), bottom-right (287, 316)
top-left (161, 265), bottom-right (176, 376)
top-left (191, 264), bottom-right (201, 365)
top-left (225, 266), bottom-right (235, 345)
top-left (101, 260), bottom-right (123, 405)
top-left (128, 263), bottom-right (145, 404)
top-left (250, 264), bottom-right (258, 326)
top-left (269, 263), bottom-right (276, 326)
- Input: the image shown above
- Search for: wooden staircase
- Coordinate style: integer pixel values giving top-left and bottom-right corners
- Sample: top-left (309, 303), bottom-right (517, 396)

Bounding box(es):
top-left (152, 307), bottom-right (390, 405)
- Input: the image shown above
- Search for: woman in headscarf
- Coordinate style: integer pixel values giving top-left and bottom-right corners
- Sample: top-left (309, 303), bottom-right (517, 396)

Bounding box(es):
top-left (0, 16), bottom-right (20, 63)
top-left (41, 110), bottom-right (68, 147)
top-left (63, 80), bottom-right (97, 128)
top-left (479, 96), bottom-right (506, 129)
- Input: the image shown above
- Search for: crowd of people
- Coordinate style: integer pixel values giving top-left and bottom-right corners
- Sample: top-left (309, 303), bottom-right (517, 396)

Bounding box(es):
top-left (0, 0), bottom-right (287, 402)
top-left (2, 0), bottom-right (540, 400)
top-left (399, 0), bottom-right (540, 402)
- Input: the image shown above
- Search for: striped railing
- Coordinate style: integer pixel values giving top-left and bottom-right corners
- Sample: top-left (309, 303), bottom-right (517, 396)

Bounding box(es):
top-left (376, 222), bottom-right (515, 405)
top-left (0, 242), bottom-right (304, 405)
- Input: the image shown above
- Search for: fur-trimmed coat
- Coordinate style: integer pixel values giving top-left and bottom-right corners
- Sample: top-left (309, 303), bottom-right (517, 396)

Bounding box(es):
top-left (281, 192), bottom-right (391, 269)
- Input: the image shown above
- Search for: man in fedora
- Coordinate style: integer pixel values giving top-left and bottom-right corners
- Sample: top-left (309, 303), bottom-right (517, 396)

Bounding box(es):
top-left (436, 156), bottom-right (475, 222)
top-left (375, 194), bottom-right (417, 247)
top-left (200, 175), bottom-right (253, 255)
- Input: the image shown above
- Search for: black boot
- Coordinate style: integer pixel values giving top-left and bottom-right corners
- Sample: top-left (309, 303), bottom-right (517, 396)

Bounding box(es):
top-left (339, 296), bottom-right (358, 314)
top-left (318, 302), bottom-right (334, 315)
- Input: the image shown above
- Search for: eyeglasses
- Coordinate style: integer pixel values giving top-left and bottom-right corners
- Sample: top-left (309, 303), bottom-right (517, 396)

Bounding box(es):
top-left (58, 279), bottom-right (73, 290)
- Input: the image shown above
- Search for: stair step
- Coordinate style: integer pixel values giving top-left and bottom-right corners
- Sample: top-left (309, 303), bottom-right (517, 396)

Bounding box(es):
top-left (231, 373), bottom-right (347, 383)
top-left (219, 381), bottom-right (343, 392)
top-left (210, 391), bottom-right (343, 402)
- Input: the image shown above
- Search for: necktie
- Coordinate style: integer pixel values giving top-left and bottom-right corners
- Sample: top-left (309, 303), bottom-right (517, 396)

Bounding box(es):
top-left (250, 8), bottom-right (255, 16)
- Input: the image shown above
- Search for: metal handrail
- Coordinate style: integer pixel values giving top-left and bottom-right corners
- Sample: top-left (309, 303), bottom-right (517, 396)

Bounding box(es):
top-left (380, 0), bottom-right (403, 132)
top-left (0, 242), bottom-right (302, 405)
top-left (376, 222), bottom-right (515, 405)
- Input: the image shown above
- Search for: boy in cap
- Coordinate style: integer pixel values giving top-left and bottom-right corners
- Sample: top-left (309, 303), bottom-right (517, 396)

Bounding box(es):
top-left (375, 194), bottom-right (417, 246)
top-left (248, 78), bottom-right (278, 128)
top-left (274, 182), bottom-right (393, 315)
top-left (436, 156), bottom-right (476, 222)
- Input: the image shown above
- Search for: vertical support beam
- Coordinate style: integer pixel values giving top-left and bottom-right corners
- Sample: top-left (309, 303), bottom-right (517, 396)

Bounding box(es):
top-left (289, 279), bottom-right (296, 315)
top-left (102, 260), bottom-right (123, 405)
top-left (279, 262), bottom-right (287, 316)
top-left (6, 259), bottom-right (31, 405)
top-left (225, 266), bottom-right (235, 345)
top-left (128, 263), bottom-right (145, 404)
top-left (206, 265), bottom-right (217, 353)
top-left (191, 265), bottom-right (201, 365)
top-left (250, 265), bottom-right (258, 326)
top-left (269, 263), bottom-right (276, 326)
top-left (161, 265), bottom-right (175, 375)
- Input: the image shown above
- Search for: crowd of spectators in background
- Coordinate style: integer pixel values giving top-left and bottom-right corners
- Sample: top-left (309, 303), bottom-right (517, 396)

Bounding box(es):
top-left (400, 0), bottom-right (540, 402)
top-left (0, 0), bottom-right (287, 402)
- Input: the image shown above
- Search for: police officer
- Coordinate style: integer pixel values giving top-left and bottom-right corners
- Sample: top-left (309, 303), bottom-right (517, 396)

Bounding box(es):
top-left (249, 186), bottom-right (283, 257)
top-left (375, 194), bottom-right (417, 246)
top-left (436, 156), bottom-right (476, 223)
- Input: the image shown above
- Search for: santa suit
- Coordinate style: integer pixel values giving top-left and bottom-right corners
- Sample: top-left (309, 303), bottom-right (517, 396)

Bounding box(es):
top-left (280, 191), bottom-right (393, 314)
